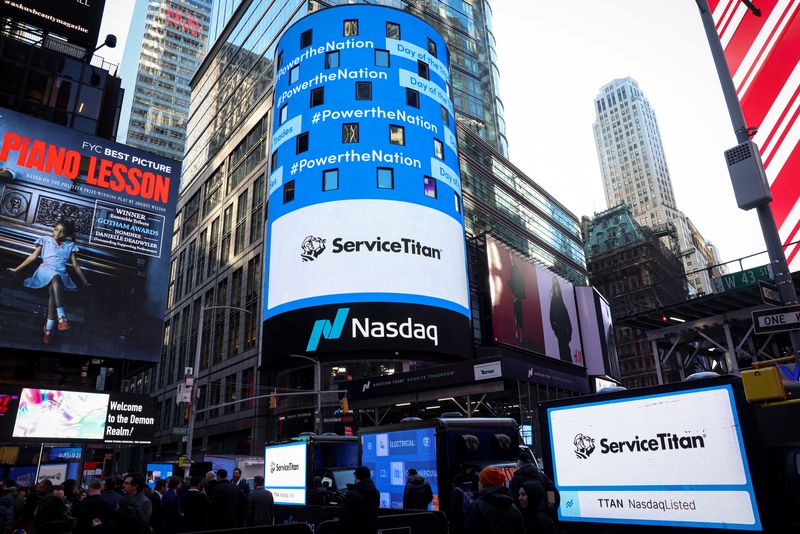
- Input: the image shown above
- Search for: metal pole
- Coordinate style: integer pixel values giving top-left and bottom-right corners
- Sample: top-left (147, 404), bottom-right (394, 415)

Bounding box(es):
top-left (696, 0), bottom-right (800, 355)
top-left (314, 359), bottom-right (322, 435)
top-left (184, 306), bottom-right (204, 478)
top-left (34, 442), bottom-right (44, 483)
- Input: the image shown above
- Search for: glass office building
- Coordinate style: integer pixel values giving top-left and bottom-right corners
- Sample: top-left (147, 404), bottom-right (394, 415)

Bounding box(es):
top-left (126, 0), bottom-right (586, 459)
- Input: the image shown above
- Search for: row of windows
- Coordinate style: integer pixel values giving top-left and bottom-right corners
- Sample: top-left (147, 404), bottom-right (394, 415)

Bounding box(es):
top-left (278, 20), bottom-right (438, 67)
top-left (281, 170), bottom-right (460, 211)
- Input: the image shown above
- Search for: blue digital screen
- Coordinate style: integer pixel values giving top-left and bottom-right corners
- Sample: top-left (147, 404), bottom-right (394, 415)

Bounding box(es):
top-left (49, 447), bottom-right (82, 461)
top-left (8, 466), bottom-right (36, 487)
top-left (263, 5), bottom-right (472, 361)
top-left (361, 427), bottom-right (438, 510)
top-left (145, 463), bottom-right (173, 489)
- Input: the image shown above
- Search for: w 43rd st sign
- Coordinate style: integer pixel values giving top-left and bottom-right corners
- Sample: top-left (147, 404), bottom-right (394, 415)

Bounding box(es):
top-left (752, 305), bottom-right (800, 335)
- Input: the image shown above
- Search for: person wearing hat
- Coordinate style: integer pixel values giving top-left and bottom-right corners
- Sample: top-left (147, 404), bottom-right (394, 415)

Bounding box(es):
top-left (462, 466), bottom-right (523, 534)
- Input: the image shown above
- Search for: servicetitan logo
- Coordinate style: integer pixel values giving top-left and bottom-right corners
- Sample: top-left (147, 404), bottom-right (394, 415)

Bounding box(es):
top-left (270, 461), bottom-right (300, 473)
top-left (574, 433), bottom-right (596, 459)
top-left (300, 235), bottom-right (326, 261)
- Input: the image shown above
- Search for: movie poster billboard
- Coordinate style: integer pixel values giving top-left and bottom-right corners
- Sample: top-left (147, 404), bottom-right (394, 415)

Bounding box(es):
top-left (0, 107), bottom-right (180, 362)
top-left (487, 236), bottom-right (583, 365)
top-left (576, 286), bottom-right (619, 378)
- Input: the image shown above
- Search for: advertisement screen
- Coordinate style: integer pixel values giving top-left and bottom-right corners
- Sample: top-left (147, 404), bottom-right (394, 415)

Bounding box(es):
top-left (575, 286), bottom-right (619, 378)
top-left (361, 428), bottom-right (438, 510)
top-left (4, 387), bottom-right (155, 444)
top-left (9, 465), bottom-right (36, 487)
top-left (0, 388), bottom-right (20, 439)
top-left (0, 0), bottom-right (106, 46)
top-left (38, 463), bottom-right (68, 484)
top-left (146, 463), bottom-right (174, 489)
top-left (263, 5), bottom-right (471, 362)
top-left (0, 107), bottom-right (180, 363)
top-left (204, 456), bottom-right (236, 477)
top-left (546, 385), bottom-right (761, 530)
top-left (264, 442), bottom-right (307, 505)
top-left (487, 236), bottom-right (583, 365)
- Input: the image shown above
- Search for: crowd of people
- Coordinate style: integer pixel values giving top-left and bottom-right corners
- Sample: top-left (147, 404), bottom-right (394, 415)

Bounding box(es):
top-left (0, 467), bottom-right (273, 534)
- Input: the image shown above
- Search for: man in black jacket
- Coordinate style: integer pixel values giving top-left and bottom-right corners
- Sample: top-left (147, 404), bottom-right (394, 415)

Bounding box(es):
top-left (246, 476), bottom-right (274, 526)
top-left (73, 478), bottom-right (114, 534)
top-left (161, 477), bottom-right (182, 534)
top-left (179, 476), bottom-right (210, 532)
top-left (209, 469), bottom-right (243, 529)
top-left (149, 479), bottom-right (165, 534)
top-left (402, 469), bottom-right (433, 510)
top-left (463, 466), bottom-right (523, 534)
top-left (338, 466), bottom-right (379, 534)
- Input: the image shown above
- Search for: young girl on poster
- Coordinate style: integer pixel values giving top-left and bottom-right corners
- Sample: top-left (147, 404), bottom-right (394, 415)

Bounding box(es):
top-left (7, 218), bottom-right (90, 344)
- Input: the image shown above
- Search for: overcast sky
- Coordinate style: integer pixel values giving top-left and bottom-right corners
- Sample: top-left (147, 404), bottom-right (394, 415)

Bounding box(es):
top-left (492, 0), bottom-right (767, 269)
top-left (99, 1), bottom-right (769, 269)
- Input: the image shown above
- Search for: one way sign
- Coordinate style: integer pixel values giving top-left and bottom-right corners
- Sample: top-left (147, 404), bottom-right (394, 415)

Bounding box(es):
top-left (752, 304), bottom-right (800, 335)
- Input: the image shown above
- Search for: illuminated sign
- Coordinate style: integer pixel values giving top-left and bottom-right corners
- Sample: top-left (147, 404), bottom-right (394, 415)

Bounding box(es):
top-left (546, 385), bottom-right (761, 530)
top-left (264, 442), bottom-right (308, 505)
top-left (0, 0), bottom-right (106, 46)
top-left (0, 107), bottom-right (180, 363)
top-left (263, 5), bottom-right (470, 362)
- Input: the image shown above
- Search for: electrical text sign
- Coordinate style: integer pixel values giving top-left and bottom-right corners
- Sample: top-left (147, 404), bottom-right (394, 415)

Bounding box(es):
top-left (1, 0), bottom-right (106, 46)
top-left (264, 442), bottom-right (307, 505)
top-left (546, 385), bottom-right (761, 530)
top-left (264, 5), bottom-right (470, 362)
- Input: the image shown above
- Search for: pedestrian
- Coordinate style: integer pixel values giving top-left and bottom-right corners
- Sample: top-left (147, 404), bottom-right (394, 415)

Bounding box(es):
top-left (73, 478), bottom-right (113, 534)
top-left (448, 471), bottom-right (475, 534)
top-left (246, 476), bottom-right (274, 526)
top-left (161, 477), bottom-right (181, 534)
top-left (231, 468), bottom-right (249, 526)
top-left (99, 478), bottom-right (121, 509)
top-left (148, 479), bottom-right (165, 534)
top-left (179, 476), bottom-right (209, 533)
top-left (32, 494), bottom-right (76, 534)
top-left (518, 481), bottom-right (555, 534)
top-left (22, 480), bottom-right (53, 531)
top-left (462, 466), bottom-right (524, 534)
top-left (208, 469), bottom-right (242, 529)
top-left (6, 218), bottom-right (90, 344)
top-left (402, 468), bottom-right (433, 510)
top-left (338, 466), bottom-right (379, 534)
top-left (202, 472), bottom-right (216, 499)
top-left (0, 479), bottom-right (16, 533)
top-left (508, 452), bottom-right (559, 523)
top-left (111, 474), bottom-right (151, 534)
top-left (308, 477), bottom-right (332, 506)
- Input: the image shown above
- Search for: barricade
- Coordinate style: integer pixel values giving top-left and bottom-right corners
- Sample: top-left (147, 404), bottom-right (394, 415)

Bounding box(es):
top-left (317, 510), bottom-right (448, 534)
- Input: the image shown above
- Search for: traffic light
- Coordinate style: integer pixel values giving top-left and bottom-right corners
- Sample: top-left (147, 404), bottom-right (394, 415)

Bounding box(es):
top-left (178, 455), bottom-right (186, 468)
top-left (339, 396), bottom-right (350, 413)
top-left (269, 391), bottom-right (277, 409)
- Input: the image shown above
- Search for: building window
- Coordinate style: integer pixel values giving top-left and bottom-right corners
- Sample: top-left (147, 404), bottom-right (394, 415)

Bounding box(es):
top-left (417, 60), bottom-right (429, 80)
top-left (276, 50), bottom-right (283, 69)
top-left (356, 82), bottom-right (372, 100)
top-left (424, 176), bottom-right (437, 198)
top-left (343, 19), bottom-right (358, 36)
top-left (454, 192), bottom-right (461, 213)
top-left (279, 104), bottom-right (288, 125)
top-left (325, 50), bottom-right (339, 69)
top-left (270, 150), bottom-right (278, 172)
top-left (427, 38), bottom-right (437, 58)
top-left (389, 125), bottom-right (405, 145)
top-left (433, 138), bottom-right (444, 159)
top-left (296, 132), bottom-right (309, 154)
top-left (289, 65), bottom-right (299, 84)
top-left (300, 29), bottom-right (312, 48)
top-left (323, 169), bottom-right (339, 191)
top-left (283, 180), bottom-right (295, 203)
top-left (386, 22), bottom-right (400, 39)
top-left (375, 49), bottom-right (390, 67)
top-left (310, 87), bottom-right (324, 107)
top-left (377, 168), bottom-right (394, 189)
top-left (342, 123), bottom-right (359, 143)
top-left (441, 105), bottom-right (449, 127)
top-left (406, 88), bottom-right (419, 108)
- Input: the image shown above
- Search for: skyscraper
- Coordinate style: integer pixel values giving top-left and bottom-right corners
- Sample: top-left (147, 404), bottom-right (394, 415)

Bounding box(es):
top-left (592, 77), bottom-right (721, 295)
top-left (121, 0), bottom-right (213, 160)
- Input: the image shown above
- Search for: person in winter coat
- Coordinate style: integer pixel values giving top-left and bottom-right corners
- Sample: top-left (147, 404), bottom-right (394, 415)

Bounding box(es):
top-left (402, 469), bottom-right (433, 510)
top-left (338, 466), bottom-right (379, 534)
top-left (209, 469), bottom-right (244, 529)
top-left (33, 495), bottom-right (76, 534)
top-left (462, 466), bottom-right (524, 534)
top-left (179, 476), bottom-right (210, 533)
top-left (246, 476), bottom-right (274, 527)
top-left (518, 481), bottom-right (555, 534)
top-left (161, 477), bottom-right (181, 534)
top-left (112, 474), bottom-right (152, 534)
top-left (73, 478), bottom-right (113, 534)
top-left (0, 480), bottom-right (23, 533)
top-left (508, 453), bottom-right (559, 523)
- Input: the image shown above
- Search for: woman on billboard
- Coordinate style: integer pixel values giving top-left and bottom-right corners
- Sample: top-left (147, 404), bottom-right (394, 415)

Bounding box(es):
top-left (7, 218), bottom-right (90, 344)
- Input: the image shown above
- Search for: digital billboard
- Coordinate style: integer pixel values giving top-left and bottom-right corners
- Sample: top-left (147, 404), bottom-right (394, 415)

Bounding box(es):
top-left (264, 442), bottom-right (307, 505)
top-left (0, 107), bottom-right (180, 363)
top-left (487, 236), bottom-right (583, 365)
top-left (3, 387), bottom-right (155, 444)
top-left (361, 427), bottom-right (438, 510)
top-left (263, 5), bottom-right (471, 362)
top-left (545, 384), bottom-right (761, 530)
top-left (575, 286), bottom-right (619, 378)
top-left (0, 0), bottom-right (106, 47)
top-left (146, 463), bottom-right (174, 489)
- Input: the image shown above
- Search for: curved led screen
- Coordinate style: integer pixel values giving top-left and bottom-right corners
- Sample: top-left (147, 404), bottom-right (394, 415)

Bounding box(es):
top-left (263, 5), bottom-right (471, 361)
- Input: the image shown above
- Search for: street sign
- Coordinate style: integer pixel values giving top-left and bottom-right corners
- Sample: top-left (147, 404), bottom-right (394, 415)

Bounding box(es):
top-left (759, 281), bottom-right (781, 307)
top-left (171, 427), bottom-right (188, 436)
top-left (713, 264), bottom-right (773, 293)
top-left (752, 304), bottom-right (800, 335)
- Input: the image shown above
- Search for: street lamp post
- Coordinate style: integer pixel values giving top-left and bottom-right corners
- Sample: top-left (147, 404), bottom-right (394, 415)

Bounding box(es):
top-left (290, 354), bottom-right (322, 434)
top-left (184, 305), bottom-right (250, 478)
top-left (696, 0), bottom-right (800, 356)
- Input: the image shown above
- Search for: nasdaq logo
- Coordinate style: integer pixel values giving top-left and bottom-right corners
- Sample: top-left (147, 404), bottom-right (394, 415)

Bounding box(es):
top-left (306, 308), bottom-right (350, 351)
